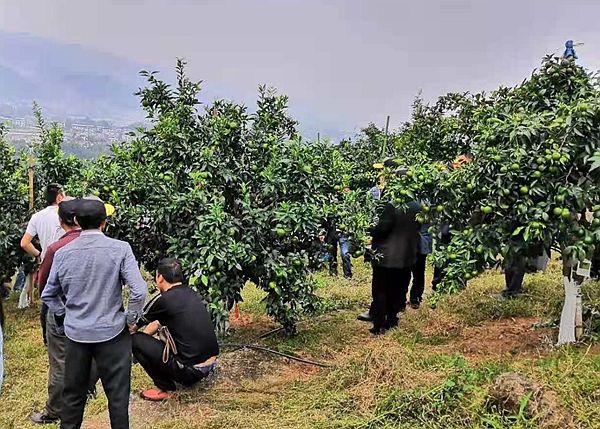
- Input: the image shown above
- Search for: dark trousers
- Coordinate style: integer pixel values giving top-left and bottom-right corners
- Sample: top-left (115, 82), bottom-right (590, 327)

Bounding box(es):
top-left (371, 266), bottom-right (412, 330)
top-left (41, 303), bottom-right (49, 346)
top-left (61, 329), bottom-right (131, 429)
top-left (132, 332), bottom-right (207, 392)
top-left (45, 312), bottom-right (99, 418)
top-left (409, 254), bottom-right (427, 304)
top-left (504, 265), bottom-right (526, 297)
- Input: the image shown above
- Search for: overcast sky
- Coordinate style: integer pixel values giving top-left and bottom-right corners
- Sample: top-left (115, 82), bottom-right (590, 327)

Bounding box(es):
top-left (1, 0), bottom-right (599, 135)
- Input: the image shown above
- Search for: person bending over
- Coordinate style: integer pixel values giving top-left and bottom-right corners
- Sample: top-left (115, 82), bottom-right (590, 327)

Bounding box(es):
top-left (131, 258), bottom-right (219, 401)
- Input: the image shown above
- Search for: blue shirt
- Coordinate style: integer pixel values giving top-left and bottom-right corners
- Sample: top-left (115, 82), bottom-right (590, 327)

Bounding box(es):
top-left (42, 230), bottom-right (148, 343)
top-left (369, 186), bottom-right (382, 200)
top-left (419, 224), bottom-right (433, 255)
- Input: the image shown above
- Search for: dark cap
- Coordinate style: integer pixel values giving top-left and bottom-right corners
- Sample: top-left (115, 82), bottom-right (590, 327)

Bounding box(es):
top-left (75, 199), bottom-right (107, 229)
top-left (58, 199), bottom-right (79, 226)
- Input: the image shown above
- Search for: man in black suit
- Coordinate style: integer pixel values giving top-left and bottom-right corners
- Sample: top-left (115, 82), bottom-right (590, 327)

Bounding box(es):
top-left (368, 199), bottom-right (421, 334)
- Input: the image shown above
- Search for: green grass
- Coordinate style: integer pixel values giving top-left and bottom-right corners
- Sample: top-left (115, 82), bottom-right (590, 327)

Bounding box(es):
top-left (2, 258), bottom-right (600, 428)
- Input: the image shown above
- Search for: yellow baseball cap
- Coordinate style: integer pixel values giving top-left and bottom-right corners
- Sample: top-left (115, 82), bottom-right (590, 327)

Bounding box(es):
top-left (84, 195), bottom-right (116, 217)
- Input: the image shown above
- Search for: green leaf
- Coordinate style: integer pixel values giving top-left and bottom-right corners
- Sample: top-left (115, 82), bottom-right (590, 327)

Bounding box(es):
top-left (512, 226), bottom-right (524, 236)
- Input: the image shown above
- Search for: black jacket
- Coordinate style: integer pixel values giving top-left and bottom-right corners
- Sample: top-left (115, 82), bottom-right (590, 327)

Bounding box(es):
top-left (371, 201), bottom-right (420, 269)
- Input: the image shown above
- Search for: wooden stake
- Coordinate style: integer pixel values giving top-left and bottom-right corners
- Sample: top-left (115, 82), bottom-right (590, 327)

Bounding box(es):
top-left (27, 153), bottom-right (35, 211)
top-left (381, 115), bottom-right (390, 158)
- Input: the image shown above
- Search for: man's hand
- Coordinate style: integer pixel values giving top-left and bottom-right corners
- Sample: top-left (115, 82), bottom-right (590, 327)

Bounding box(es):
top-left (54, 313), bottom-right (66, 336)
top-left (21, 232), bottom-right (41, 258)
top-left (128, 324), bottom-right (138, 334)
top-left (144, 320), bottom-right (161, 336)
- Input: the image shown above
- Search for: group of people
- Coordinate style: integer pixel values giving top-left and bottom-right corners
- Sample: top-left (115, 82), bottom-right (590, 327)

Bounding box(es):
top-left (359, 194), bottom-right (432, 334)
top-left (354, 155), bottom-right (539, 334)
top-left (9, 184), bottom-right (219, 429)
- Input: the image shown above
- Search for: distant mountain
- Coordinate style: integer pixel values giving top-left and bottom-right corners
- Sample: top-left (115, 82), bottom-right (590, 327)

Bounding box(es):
top-left (0, 31), bottom-right (353, 140)
top-left (0, 31), bottom-right (147, 124)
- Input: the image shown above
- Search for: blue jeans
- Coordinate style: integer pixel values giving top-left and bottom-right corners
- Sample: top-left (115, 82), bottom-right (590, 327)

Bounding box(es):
top-left (13, 270), bottom-right (26, 293)
top-left (329, 234), bottom-right (352, 278)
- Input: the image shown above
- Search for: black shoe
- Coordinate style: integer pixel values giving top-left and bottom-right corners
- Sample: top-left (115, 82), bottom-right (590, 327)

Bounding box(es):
top-left (369, 327), bottom-right (387, 335)
top-left (495, 290), bottom-right (521, 300)
top-left (410, 302), bottom-right (420, 310)
top-left (30, 412), bottom-right (59, 425)
top-left (357, 311), bottom-right (372, 322)
top-left (384, 320), bottom-right (399, 330)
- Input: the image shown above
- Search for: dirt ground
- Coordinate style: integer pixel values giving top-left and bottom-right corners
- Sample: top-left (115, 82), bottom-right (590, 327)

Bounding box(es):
top-left (82, 314), bottom-right (556, 429)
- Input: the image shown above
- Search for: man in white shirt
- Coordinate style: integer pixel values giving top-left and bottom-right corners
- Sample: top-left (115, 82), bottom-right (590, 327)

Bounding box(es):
top-left (20, 183), bottom-right (66, 343)
top-left (21, 184), bottom-right (66, 260)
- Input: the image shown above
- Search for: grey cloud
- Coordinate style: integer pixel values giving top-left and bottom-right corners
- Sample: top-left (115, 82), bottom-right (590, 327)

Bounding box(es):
top-left (1, 0), bottom-right (598, 137)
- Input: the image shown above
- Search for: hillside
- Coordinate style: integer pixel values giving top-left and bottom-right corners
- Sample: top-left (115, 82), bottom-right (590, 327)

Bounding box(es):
top-left (0, 31), bottom-right (146, 124)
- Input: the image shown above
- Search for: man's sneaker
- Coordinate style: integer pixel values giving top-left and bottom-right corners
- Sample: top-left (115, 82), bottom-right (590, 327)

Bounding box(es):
top-left (410, 302), bottom-right (420, 310)
top-left (357, 311), bottom-right (372, 322)
top-left (140, 388), bottom-right (176, 402)
top-left (30, 412), bottom-right (59, 425)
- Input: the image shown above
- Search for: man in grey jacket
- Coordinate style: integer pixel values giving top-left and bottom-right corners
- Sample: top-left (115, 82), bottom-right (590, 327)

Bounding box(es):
top-left (42, 198), bottom-right (147, 429)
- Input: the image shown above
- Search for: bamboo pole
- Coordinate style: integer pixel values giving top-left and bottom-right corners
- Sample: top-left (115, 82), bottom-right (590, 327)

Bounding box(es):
top-left (27, 153), bottom-right (35, 211)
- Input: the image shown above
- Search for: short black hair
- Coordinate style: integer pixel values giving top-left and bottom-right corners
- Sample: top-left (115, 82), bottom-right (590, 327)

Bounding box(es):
top-left (45, 184), bottom-right (63, 205)
top-left (75, 199), bottom-right (106, 230)
top-left (157, 258), bottom-right (184, 284)
top-left (58, 200), bottom-right (78, 227)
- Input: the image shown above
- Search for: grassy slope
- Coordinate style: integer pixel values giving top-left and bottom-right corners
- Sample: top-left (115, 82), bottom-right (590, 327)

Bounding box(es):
top-left (2, 259), bottom-right (600, 429)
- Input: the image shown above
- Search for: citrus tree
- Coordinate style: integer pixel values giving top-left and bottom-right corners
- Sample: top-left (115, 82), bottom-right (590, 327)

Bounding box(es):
top-left (0, 124), bottom-right (30, 283)
top-left (68, 60), bottom-right (362, 332)
top-left (31, 103), bottom-right (82, 208)
top-left (383, 56), bottom-right (600, 343)
top-left (336, 124), bottom-right (400, 190)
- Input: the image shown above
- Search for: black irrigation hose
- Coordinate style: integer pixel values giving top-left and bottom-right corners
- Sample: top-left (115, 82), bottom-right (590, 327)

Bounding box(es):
top-left (220, 343), bottom-right (332, 368)
top-left (258, 326), bottom-right (285, 339)
top-left (222, 327), bottom-right (285, 354)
